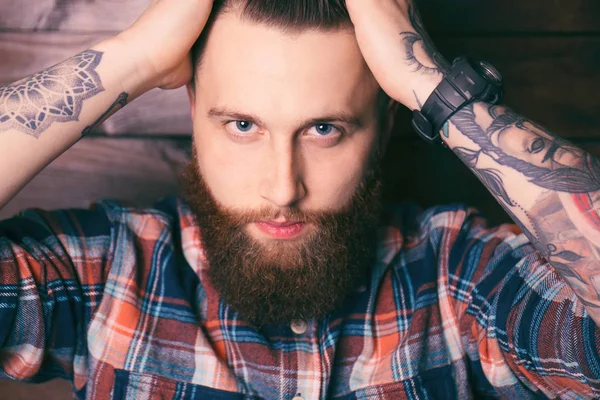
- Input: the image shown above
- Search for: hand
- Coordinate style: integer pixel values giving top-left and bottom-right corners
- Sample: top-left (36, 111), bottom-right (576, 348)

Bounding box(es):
top-left (115, 0), bottom-right (213, 91)
top-left (346, 0), bottom-right (448, 110)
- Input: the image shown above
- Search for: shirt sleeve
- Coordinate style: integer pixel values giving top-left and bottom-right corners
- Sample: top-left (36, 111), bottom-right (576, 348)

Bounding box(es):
top-left (0, 205), bottom-right (112, 384)
top-left (432, 205), bottom-right (600, 399)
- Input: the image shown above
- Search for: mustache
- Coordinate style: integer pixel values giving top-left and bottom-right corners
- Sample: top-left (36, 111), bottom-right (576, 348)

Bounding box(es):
top-left (214, 204), bottom-right (341, 228)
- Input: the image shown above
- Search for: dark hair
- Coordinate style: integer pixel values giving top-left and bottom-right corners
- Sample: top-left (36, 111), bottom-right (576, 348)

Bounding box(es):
top-left (191, 0), bottom-right (352, 73)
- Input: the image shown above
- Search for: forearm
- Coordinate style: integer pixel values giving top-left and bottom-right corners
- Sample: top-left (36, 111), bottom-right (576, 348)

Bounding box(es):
top-left (442, 101), bottom-right (600, 323)
top-left (0, 37), bottom-right (146, 209)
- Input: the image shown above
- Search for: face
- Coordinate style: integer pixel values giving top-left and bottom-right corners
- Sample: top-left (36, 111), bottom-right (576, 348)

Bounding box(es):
top-left (189, 11), bottom-right (382, 241)
top-left (493, 121), bottom-right (584, 169)
top-left (184, 11), bottom-right (386, 325)
top-left (475, 109), bottom-right (599, 194)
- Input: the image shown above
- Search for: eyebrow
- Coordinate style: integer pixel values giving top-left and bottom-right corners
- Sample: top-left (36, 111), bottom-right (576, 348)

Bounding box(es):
top-left (207, 107), bottom-right (364, 130)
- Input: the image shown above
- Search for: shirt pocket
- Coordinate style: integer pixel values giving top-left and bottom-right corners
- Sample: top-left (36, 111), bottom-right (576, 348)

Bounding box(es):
top-left (113, 369), bottom-right (250, 400)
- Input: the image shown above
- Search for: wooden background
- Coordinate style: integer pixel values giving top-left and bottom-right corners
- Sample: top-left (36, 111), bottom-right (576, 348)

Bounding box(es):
top-left (0, 0), bottom-right (599, 398)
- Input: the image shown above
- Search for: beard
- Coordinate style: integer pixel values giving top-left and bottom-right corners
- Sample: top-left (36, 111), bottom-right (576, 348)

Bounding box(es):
top-left (181, 154), bottom-right (383, 327)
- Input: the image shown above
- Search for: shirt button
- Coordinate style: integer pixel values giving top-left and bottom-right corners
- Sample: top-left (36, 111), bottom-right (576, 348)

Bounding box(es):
top-left (356, 284), bottom-right (367, 293)
top-left (290, 320), bottom-right (307, 335)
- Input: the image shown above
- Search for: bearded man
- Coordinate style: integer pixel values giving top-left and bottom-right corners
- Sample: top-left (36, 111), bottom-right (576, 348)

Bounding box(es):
top-left (0, 0), bottom-right (599, 399)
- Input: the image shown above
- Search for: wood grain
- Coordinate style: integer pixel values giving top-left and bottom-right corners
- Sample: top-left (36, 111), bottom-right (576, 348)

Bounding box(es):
top-left (1, 32), bottom-right (598, 138)
top-left (0, 0), bottom-right (148, 31)
top-left (0, 0), bottom-right (57, 31)
top-left (46, 0), bottom-right (147, 32)
top-left (419, 0), bottom-right (600, 34)
top-left (0, 137), bottom-right (191, 219)
top-left (1, 0), bottom-right (599, 33)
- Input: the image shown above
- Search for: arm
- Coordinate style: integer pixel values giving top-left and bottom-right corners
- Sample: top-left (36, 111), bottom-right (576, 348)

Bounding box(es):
top-left (444, 103), bottom-right (600, 325)
top-left (347, 0), bottom-right (600, 325)
top-left (0, 0), bottom-right (213, 209)
top-left (0, 43), bottom-right (134, 209)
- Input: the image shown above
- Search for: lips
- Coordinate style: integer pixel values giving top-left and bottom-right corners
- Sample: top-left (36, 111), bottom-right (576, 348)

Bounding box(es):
top-left (254, 220), bottom-right (306, 239)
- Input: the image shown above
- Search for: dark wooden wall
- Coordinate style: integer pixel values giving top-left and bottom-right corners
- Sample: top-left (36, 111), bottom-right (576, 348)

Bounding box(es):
top-left (0, 0), bottom-right (599, 397)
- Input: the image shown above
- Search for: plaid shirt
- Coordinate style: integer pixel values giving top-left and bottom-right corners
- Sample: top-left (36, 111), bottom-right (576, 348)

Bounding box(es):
top-left (0, 197), bottom-right (598, 399)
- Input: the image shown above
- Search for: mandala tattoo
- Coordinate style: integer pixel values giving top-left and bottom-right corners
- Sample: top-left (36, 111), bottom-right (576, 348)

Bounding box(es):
top-left (0, 50), bottom-right (105, 138)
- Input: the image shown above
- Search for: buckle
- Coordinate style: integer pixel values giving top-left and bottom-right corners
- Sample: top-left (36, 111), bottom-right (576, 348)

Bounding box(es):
top-left (411, 110), bottom-right (440, 143)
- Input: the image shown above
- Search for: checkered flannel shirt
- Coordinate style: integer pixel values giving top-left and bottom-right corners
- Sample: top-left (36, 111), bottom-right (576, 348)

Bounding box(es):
top-left (0, 197), bottom-right (598, 399)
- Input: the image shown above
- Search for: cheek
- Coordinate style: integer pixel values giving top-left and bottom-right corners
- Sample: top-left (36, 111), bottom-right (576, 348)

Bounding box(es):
top-left (194, 130), bottom-right (263, 208)
top-left (301, 134), bottom-right (375, 210)
top-left (497, 130), bottom-right (528, 157)
top-left (303, 162), bottom-right (364, 210)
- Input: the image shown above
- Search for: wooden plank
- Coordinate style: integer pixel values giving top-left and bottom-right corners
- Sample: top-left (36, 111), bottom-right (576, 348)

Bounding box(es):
top-left (0, 137), bottom-right (191, 219)
top-left (1, 32), bottom-right (599, 138)
top-left (0, 0), bottom-right (599, 33)
top-left (419, 0), bottom-right (600, 34)
top-left (45, 0), bottom-right (148, 32)
top-left (0, 0), bottom-right (148, 31)
top-left (0, 32), bottom-right (193, 135)
top-left (0, 0), bottom-right (57, 31)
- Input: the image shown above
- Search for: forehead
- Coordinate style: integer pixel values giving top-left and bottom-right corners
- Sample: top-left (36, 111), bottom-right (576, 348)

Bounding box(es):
top-left (196, 12), bottom-right (379, 121)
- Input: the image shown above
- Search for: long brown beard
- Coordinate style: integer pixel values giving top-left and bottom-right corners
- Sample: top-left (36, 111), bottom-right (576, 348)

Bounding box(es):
top-left (181, 156), bottom-right (383, 327)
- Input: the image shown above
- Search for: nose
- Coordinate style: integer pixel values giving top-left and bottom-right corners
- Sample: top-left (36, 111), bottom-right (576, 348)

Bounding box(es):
top-left (259, 142), bottom-right (306, 208)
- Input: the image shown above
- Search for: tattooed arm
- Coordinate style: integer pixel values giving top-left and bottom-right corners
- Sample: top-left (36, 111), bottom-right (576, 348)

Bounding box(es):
top-left (399, 4), bottom-right (600, 326)
top-left (0, 44), bottom-right (127, 208)
top-left (0, 0), bottom-right (212, 209)
top-left (348, 0), bottom-right (600, 325)
top-left (445, 105), bottom-right (600, 325)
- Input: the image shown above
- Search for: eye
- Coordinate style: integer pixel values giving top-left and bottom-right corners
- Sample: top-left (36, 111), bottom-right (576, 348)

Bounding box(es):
top-left (528, 137), bottom-right (546, 154)
top-left (308, 123), bottom-right (340, 137)
top-left (225, 120), bottom-right (257, 135)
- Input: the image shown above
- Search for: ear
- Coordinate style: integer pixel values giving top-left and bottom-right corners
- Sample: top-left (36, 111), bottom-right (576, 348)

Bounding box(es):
top-left (380, 99), bottom-right (400, 151)
top-left (186, 83), bottom-right (196, 121)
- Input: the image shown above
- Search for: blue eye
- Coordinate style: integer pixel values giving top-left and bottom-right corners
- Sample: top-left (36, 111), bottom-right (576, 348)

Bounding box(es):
top-left (235, 121), bottom-right (253, 132)
top-left (313, 123), bottom-right (336, 136)
top-left (225, 120), bottom-right (257, 136)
